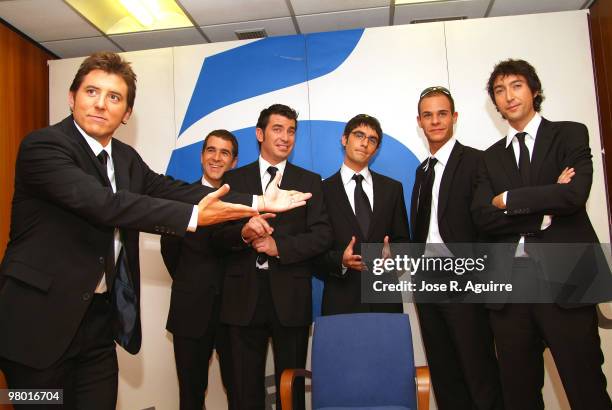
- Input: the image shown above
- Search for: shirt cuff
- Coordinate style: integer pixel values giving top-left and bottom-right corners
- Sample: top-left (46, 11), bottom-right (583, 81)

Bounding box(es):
top-left (252, 195), bottom-right (258, 210)
top-left (187, 206), bottom-right (198, 232)
top-left (341, 265), bottom-right (348, 276)
top-left (502, 191), bottom-right (508, 206)
top-left (541, 215), bottom-right (552, 230)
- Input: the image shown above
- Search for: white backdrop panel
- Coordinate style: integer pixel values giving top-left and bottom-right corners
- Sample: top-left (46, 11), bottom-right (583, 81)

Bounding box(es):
top-left (47, 10), bottom-right (612, 409)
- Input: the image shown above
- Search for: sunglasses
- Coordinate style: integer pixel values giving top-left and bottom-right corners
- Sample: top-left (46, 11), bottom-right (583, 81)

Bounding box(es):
top-left (419, 86), bottom-right (452, 99)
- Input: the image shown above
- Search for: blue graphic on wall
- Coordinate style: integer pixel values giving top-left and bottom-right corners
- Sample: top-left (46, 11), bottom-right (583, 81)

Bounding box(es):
top-left (167, 29), bottom-right (420, 319)
top-left (178, 29), bottom-right (364, 136)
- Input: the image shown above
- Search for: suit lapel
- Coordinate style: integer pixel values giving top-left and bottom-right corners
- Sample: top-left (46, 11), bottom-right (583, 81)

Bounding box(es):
top-left (530, 118), bottom-right (554, 184)
top-left (438, 142), bottom-right (462, 220)
top-left (112, 140), bottom-right (130, 191)
top-left (410, 160), bottom-right (426, 239)
top-left (275, 162), bottom-right (301, 225)
top-left (368, 172), bottom-right (384, 240)
top-left (501, 142), bottom-right (523, 188)
top-left (279, 162), bottom-right (300, 191)
top-left (330, 171), bottom-right (364, 241)
top-left (245, 161), bottom-right (263, 195)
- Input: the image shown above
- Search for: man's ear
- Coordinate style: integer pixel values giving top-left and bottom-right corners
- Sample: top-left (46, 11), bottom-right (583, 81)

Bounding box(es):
top-left (231, 157), bottom-right (238, 169)
top-left (68, 92), bottom-right (75, 111)
top-left (341, 134), bottom-right (348, 148)
top-left (122, 107), bottom-right (132, 124)
top-left (256, 128), bottom-right (264, 143)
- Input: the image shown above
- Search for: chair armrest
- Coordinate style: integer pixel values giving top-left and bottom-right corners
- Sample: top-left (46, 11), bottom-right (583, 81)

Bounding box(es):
top-left (280, 368), bottom-right (312, 410)
top-left (0, 370), bottom-right (14, 410)
top-left (415, 366), bottom-right (430, 410)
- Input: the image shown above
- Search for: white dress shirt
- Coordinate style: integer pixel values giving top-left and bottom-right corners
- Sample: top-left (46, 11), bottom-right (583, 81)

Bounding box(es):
top-left (340, 163), bottom-right (374, 212)
top-left (74, 121), bottom-right (121, 293)
top-left (256, 156), bottom-right (287, 269)
top-left (339, 163), bottom-right (374, 273)
top-left (424, 138), bottom-right (455, 257)
top-left (502, 113), bottom-right (550, 256)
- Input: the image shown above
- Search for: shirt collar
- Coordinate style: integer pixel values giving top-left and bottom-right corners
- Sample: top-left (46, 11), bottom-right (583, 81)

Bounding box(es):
top-left (505, 113), bottom-right (542, 148)
top-left (201, 176), bottom-right (214, 188)
top-left (259, 156), bottom-right (287, 180)
top-left (430, 137), bottom-right (456, 167)
top-left (340, 163), bottom-right (372, 186)
top-left (74, 120), bottom-right (113, 158)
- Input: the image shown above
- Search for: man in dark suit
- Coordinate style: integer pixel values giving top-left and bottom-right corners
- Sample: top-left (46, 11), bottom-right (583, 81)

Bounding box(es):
top-left (411, 87), bottom-right (502, 410)
top-left (472, 58), bottom-right (611, 409)
top-left (0, 53), bottom-right (309, 410)
top-left (316, 114), bottom-right (410, 315)
top-left (213, 104), bottom-right (332, 410)
top-left (161, 130), bottom-right (241, 410)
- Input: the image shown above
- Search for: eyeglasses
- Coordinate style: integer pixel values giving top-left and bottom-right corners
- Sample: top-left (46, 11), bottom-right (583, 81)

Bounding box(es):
top-left (350, 130), bottom-right (379, 146)
top-left (419, 86), bottom-right (452, 100)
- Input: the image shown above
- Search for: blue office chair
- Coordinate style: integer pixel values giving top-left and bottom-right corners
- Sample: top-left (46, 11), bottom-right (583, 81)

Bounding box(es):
top-left (281, 313), bottom-right (430, 410)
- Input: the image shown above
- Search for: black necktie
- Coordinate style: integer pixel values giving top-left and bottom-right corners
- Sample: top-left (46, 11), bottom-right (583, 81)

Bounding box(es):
top-left (97, 150), bottom-right (115, 284)
top-left (516, 132), bottom-right (531, 186)
top-left (353, 174), bottom-right (373, 237)
top-left (97, 150), bottom-right (109, 167)
top-left (264, 166), bottom-right (278, 192)
top-left (256, 166), bottom-right (279, 265)
top-left (414, 157), bottom-right (438, 243)
top-left (98, 150), bottom-right (137, 347)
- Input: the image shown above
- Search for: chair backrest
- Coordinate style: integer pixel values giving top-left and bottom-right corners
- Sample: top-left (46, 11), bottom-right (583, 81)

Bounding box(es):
top-left (311, 313), bottom-right (417, 410)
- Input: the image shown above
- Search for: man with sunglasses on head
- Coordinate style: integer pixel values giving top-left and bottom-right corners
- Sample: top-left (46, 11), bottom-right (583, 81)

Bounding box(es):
top-left (411, 86), bottom-right (502, 410)
top-left (316, 114), bottom-right (410, 315)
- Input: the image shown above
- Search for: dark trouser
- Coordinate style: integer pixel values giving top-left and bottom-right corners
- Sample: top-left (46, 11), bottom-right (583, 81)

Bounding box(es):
top-left (1, 294), bottom-right (117, 410)
top-left (173, 296), bottom-right (234, 410)
top-left (416, 303), bottom-right (503, 410)
top-left (227, 270), bottom-right (309, 410)
top-left (490, 260), bottom-right (610, 410)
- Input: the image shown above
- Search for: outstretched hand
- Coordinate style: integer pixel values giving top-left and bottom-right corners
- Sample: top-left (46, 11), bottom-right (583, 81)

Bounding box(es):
top-left (259, 172), bottom-right (312, 212)
top-left (197, 184), bottom-right (258, 226)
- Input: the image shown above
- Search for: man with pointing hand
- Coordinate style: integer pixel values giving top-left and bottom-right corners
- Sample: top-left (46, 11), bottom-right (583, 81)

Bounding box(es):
top-left (0, 52), bottom-right (309, 410)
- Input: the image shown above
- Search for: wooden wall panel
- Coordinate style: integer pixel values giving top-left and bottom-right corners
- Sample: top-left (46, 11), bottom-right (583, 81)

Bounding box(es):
top-left (0, 21), bottom-right (54, 261)
top-left (590, 0), bottom-right (612, 227)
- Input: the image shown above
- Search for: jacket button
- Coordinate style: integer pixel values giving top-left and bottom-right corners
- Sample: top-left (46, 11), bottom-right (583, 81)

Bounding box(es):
top-left (82, 292), bottom-right (92, 301)
top-left (99, 257), bottom-right (104, 264)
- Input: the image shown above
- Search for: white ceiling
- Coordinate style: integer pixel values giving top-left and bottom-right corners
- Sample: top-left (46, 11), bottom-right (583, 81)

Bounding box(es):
top-left (0, 0), bottom-right (594, 58)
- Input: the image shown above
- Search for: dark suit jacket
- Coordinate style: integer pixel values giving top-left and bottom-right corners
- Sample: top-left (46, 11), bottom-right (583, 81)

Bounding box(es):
top-left (213, 161), bottom-right (332, 327)
top-left (410, 141), bottom-right (483, 245)
top-left (472, 118), bottom-right (597, 243)
top-left (316, 169), bottom-right (410, 315)
top-left (161, 181), bottom-right (225, 338)
top-left (0, 116), bottom-right (250, 369)
top-left (471, 118), bottom-right (604, 306)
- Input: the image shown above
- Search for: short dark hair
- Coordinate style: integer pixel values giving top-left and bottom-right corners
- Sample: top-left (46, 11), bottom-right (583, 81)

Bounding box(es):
top-left (256, 104), bottom-right (299, 132)
top-left (343, 114), bottom-right (383, 147)
top-left (487, 58), bottom-right (544, 112)
top-left (202, 129), bottom-right (238, 157)
top-left (418, 86), bottom-right (455, 114)
top-left (70, 51), bottom-right (137, 110)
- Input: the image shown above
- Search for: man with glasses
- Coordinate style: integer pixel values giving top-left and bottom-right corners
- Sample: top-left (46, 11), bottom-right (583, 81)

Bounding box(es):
top-left (316, 114), bottom-right (410, 315)
top-left (411, 86), bottom-right (502, 410)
